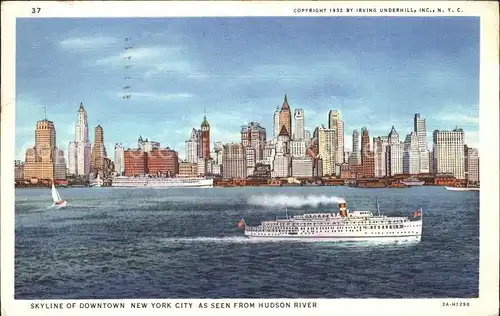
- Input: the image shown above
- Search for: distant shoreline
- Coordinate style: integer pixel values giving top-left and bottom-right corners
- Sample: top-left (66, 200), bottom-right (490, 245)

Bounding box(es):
top-left (14, 183), bottom-right (448, 189)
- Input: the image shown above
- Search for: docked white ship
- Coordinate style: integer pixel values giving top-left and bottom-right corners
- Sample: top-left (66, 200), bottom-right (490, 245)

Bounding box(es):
top-left (400, 177), bottom-right (425, 186)
top-left (239, 201), bottom-right (422, 242)
top-left (445, 186), bottom-right (479, 192)
top-left (111, 176), bottom-right (213, 188)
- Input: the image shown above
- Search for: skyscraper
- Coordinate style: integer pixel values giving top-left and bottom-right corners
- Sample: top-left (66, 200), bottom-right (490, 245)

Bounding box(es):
top-left (273, 106), bottom-right (280, 139)
top-left (328, 110), bottom-right (344, 166)
top-left (114, 143), bottom-right (125, 176)
top-left (68, 103), bottom-right (92, 177)
top-left (349, 129), bottom-right (360, 166)
top-left (293, 109), bottom-right (305, 140)
top-left (200, 115), bottom-right (210, 159)
top-left (272, 126), bottom-right (291, 178)
top-left (388, 144), bottom-right (404, 176)
top-left (24, 117), bottom-right (66, 180)
top-left (403, 132), bottom-right (420, 175)
top-left (222, 143), bottom-right (247, 179)
top-left (388, 126), bottom-right (399, 145)
top-left (373, 136), bottom-right (389, 178)
top-left (467, 148), bottom-right (479, 184)
top-left (414, 113), bottom-right (430, 173)
top-left (414, 113), bottom-right (427, 150)
top-left (90, 125), bottom-right (107, 175)
top-left (387, 126), bottom-right (403, 176)
top-left (433, 128), bottom-right (465, 179)
top-left (278, 94), bottom-right (292, 138)
top-left (185, 128), bottom-right (200, 163)
top-left (317, 125), bottom-right (336, 176)
top-left (241, 122), bottom-right (267, 160)
top-left (360, 127), bottom-right (370, 165)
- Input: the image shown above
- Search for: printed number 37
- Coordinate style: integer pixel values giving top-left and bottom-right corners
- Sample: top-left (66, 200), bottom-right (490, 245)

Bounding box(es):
top-left (32, 8), bottom-right (41, 13)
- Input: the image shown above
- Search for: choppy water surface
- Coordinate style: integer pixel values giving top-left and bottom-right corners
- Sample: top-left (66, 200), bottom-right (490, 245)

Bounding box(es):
top-left (15, 186), bottom-right (479, 299)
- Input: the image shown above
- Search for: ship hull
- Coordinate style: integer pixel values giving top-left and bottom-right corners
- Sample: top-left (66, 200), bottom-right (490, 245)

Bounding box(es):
top-left (445, 186), bottom-right (479, 191)
top-left (111, 177), bottom-right (213, 188)
top-left (52, 201), bottom-right (67, 208)
top-left (244, 235), bottom-right (421, 242)
top-left (400, 181), bottom-right (425, 186)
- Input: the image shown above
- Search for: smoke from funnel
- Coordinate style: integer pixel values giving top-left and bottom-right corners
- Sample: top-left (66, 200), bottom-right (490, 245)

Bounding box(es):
top-left (247, 194), bottom-right (346, 208)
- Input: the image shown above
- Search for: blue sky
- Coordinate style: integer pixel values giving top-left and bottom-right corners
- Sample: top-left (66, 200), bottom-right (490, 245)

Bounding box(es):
top-left (16, 17), bottom-right (479, 161)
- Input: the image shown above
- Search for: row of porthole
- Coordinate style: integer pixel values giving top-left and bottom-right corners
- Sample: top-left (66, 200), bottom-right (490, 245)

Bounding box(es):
top-left (366, 231), bottom-right (414, 235)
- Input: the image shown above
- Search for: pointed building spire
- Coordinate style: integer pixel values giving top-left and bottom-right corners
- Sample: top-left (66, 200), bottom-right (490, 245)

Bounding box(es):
top-left (79, 102), bottom-right (85, 112)
top-left (281, 94), bottom-right (290, 110)
top-left (201, 113), bottom-right (210, 128)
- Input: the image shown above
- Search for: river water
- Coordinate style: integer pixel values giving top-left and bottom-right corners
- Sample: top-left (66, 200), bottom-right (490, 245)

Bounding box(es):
top-left (14, 186), bottom-right (479, 298)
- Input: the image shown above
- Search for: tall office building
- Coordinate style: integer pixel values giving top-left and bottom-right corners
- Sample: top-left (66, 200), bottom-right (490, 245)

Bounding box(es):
top-left (388, 126), bottom-right (399, 145)
top-left (185, 128), bottom-right (200, 163)
top-left (433, 128), bottom-right (465, 179)
top-left (293, 109), bottom-right (305, 140)
top-left (241, 122), bottom-right (266, 160)
top-left (68, 103), bottom-right (91, 177)
top-left (360, 127), bottom-right (370, 165)
top-left (271, 126), bottom-right (291, 178)
top-left (90, 125), bottom-right (107, 175)
top-left (24, 118), bottom-right (66, 180)
top-left (213, 141), bottom-right (223, 165)
top-left (222, 143), bottom-right (247, 179)
top-left (403, 132), bottom-right (420, 175)
top-left (278, 94), bottom-right (292, 137)
top-left (349, 129), bottom-right (360, 165)
top-left (467, 148), bottom-right (479, 183)
top-left (114, 143), bottom-right (125, 176)
top-left (373, 136), bottom-right (389, 178)
top-left (289, 140), bottom-right (307, 157)
top-left (388, 143), bottom-right (404, 176)
top-left (328, 110), bottom-right (344, 167)
top-left (245, 146), bottom-right (256, 176)
top-left (200, 115), bottom-right (210, 159)
top-left (414, 113), bottom-right (430, 173)
top-left (317, 125), bottom-right (336, 176)
top-left (387, 126), bottom-right (403, 176)
top-left (273, 106), bottom-right (280, 139)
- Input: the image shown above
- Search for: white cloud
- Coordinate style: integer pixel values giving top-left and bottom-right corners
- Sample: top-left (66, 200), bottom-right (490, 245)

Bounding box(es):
top-left (60, 36), bottom-right (118, 51)
top-left (96, 46), bottom-right (179, 66)
top-left (440, 113), bottom-right (479, 124)
top-left (464, 130), bottom-right (479, 149)
top-left (437, 104), bottom-right (479, 126)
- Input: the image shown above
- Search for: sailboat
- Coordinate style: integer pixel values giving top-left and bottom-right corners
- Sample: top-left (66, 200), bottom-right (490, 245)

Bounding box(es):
top-left (51, 182), bottom-right (67, 207)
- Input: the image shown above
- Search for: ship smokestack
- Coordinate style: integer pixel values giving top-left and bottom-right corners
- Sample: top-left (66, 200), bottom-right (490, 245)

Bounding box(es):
top-left (339, 202), bottom-right (347, 217)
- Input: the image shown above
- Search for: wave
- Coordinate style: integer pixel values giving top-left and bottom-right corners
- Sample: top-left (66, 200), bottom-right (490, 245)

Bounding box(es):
top-left (247, 194), bottom-right (346, 208)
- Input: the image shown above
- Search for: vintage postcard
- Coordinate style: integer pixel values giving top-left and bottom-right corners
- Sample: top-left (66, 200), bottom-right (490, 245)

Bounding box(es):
top-left (1, 1), bottom-right (499, 316)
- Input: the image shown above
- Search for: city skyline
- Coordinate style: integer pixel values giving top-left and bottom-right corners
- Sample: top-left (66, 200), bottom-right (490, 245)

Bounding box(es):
top-left (16, 17), bottom-right (479, 161)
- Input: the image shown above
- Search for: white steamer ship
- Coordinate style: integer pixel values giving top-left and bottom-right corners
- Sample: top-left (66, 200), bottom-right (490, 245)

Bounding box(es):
top-left (400, 177), bottom-right (425, 186)
top-left (238, 200), bottom-right (422, 242)
top-left (111, 176), bottom-right (213, 188)
top-left (445, 186), bottom-right (479, 192)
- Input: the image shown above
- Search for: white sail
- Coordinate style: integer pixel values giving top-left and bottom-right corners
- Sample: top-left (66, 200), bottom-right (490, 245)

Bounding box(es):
top-left (51, 183), bottom-right (60, 202)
